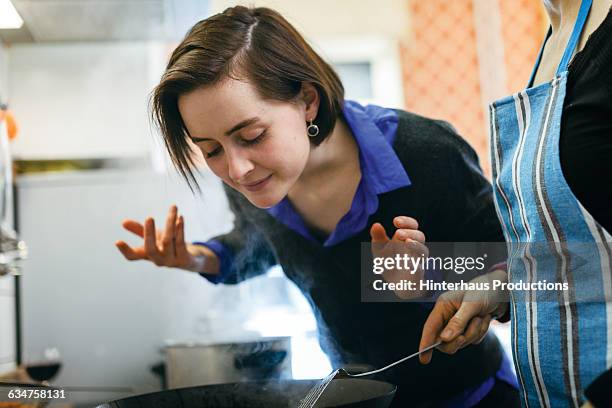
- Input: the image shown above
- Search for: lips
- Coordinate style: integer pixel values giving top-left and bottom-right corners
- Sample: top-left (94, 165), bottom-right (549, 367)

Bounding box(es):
top-left (241, 175), bottom-right (272, 192)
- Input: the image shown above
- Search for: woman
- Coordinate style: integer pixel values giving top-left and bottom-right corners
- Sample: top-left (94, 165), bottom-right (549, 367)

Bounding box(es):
top-left (420, 0), bottom-right (612, 407)
top-left (115, 6), bottom-right (519, 406)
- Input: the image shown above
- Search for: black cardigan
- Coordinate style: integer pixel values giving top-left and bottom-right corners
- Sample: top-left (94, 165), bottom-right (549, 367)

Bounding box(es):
top-left (206, 109), bottom-right (506, 405)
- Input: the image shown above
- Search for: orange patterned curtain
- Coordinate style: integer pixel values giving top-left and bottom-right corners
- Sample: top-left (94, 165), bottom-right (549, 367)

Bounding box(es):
top-left (401, 0), bottom-right (546, 178)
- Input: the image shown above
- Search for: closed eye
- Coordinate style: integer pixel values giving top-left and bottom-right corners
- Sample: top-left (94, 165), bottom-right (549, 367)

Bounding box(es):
top-left (203, 130), bottom-right (267, 159)
top-left (239, 130), bottom-right (266, 146)
top-left (205, 146), bottom-right (222, 158)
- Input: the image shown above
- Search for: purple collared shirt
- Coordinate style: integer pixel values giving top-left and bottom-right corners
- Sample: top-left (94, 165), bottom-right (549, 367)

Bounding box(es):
top-left (196, 100), bottom-right (518, 406)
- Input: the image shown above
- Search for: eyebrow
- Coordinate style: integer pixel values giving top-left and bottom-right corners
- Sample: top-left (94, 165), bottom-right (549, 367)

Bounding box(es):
top-left (189, 117), bottom-right (261, 143)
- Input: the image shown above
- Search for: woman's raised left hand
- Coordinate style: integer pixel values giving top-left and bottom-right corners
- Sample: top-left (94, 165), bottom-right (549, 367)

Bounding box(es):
top-left (369, 216), bottom-right (428, 299)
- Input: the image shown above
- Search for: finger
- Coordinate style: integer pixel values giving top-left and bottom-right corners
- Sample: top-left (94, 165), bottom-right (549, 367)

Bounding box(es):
top-left (122, 220), bottom-right (144, 238)
top-left (115, 241), bottom-right (145, 261)
top-left (474, 315), bottom-right (493, 345)
top-left (144, 218), bottom-right (164, 265)
top-left (462, 316), bottom-right (487, 347)
top-left (393, 216), bottom-right (419, 230)
top-left (162, 205), bottom-right (178, 256)
top-left (440, 301), bottom-right (483, 342)
top-left (175, 215), bottom-right (190, 260)
top-left (403, 240), bottom-right (429, 259)
top-left (370, 223), bottom-right (390, 243)
top-left (393, 228), bottom-right (426, 244)
top-left (439, 317), bottom-right (482, 354)
top-left (419, 301), bottom-right (452, 364)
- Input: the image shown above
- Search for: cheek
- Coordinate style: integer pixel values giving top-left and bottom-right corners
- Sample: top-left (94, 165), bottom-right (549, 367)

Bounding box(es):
top-left (261, 138), bottom-right (307, 174)
top-left (205, 158), bottom-right (232, 184)
top-left (293, 123), bottom-right (310, 158)
top-left (247, 140), bottom-right (283, 168)
top-left (293, 132), bottom-right (311, 167)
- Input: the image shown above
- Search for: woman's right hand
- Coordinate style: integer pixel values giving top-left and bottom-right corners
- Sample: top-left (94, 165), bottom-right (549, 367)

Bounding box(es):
top-left (418, 269), bottom-right (509, 364)
top-left (115, 205), bottom-right (218, 274)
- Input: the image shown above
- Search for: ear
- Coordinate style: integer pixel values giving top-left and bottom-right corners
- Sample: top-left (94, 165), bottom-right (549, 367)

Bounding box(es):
top-left (301, 82), bottom-right (320, 122)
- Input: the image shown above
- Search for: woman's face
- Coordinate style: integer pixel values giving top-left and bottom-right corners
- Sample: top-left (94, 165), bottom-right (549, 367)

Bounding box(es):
top-left (178, 78), bottom-right (312, 208)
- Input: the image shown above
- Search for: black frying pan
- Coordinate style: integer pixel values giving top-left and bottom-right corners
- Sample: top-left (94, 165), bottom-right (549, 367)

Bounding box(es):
top-left (96, 378), bottom-right (396, 408)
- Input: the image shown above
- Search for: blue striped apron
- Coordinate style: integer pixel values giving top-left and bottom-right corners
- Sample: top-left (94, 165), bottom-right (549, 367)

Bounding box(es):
top-left (489, 0), bottom-right (612, 406)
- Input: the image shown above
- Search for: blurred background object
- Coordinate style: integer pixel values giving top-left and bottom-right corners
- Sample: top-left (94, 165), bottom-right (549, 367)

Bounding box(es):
top-left (0, 100), bottom-right (28, 403)
top-left (0, 108), bottom-right (18, 141)
top-left (0, 103), bottom-right (26, 277)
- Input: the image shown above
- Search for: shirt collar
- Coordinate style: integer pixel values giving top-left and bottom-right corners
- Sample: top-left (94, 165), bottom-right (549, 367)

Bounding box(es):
top-left (342, 100), bottom-right (410, 193)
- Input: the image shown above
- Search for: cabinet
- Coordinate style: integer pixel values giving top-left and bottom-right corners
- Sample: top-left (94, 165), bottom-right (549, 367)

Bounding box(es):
top-left (7, 43), bottom-right (157, 160)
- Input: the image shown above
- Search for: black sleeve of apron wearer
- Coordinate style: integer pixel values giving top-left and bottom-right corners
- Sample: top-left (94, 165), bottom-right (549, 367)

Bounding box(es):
top-left (585, 367), bottom-right (612, 407)
top-left (200, 184), bottom-right (277, 284)
top-left (564, 8), bottom-right (612, 401)
top-left (561, 6), bottom-right (612, 233)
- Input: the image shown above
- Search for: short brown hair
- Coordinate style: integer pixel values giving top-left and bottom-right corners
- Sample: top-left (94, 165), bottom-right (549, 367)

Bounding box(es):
top-left (151, 6), bottom-right (345, 190)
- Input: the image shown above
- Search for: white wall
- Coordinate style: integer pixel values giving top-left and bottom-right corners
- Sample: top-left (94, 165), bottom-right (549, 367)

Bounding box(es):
top-left (210, 0), bottom-right (410, 41)
top-left (7, 42), bottom-right (158, 160)
top-left (0, 44), bottom-right (8, 101)
top-left (0, 42), bottom-right (17, 376)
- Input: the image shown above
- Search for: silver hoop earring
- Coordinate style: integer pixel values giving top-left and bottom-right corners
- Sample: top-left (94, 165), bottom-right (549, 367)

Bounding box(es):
top-left (307, 120), bottom-right (320, 138)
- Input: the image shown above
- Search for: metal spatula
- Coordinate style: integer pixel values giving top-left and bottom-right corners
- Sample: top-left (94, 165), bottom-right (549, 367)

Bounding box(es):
top-left (297, 341), bottom-right (441, 408)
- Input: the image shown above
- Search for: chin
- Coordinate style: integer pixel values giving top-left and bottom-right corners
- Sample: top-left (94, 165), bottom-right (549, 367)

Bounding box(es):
top-left (242, 190), bottom-right (285, 209)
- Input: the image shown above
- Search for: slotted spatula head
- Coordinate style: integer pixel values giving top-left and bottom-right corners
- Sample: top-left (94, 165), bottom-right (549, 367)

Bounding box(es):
top-left (297, 369), bottom-right (350, 408)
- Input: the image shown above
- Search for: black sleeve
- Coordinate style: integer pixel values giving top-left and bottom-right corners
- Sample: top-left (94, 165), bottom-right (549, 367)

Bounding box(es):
top-left (428, 121), bottom-right (507, 277)
top-left (201, 184), bottom-right (277, 284)
top-left (440, 123), bottom-right (505, 244)
top-left (585, 367), bottom-right (612, 407)
top-left (392, 111), bottom-right (507, 269)
top-left (441, 123), bottom-right (512, 316)
top-left (562, 7), bottom-right (612, 233)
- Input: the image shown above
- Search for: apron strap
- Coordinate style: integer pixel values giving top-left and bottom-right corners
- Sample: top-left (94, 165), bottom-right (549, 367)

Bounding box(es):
top-left (556, 0), bottom-right (593, 75)
top-left (527, 0), bottom-right (593, 87)
top-left (527, 28), bottom-right (552, 88)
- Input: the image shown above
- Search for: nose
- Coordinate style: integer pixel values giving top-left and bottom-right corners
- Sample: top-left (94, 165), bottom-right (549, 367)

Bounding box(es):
top-left (226, 148), bottom-right (255, 184)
